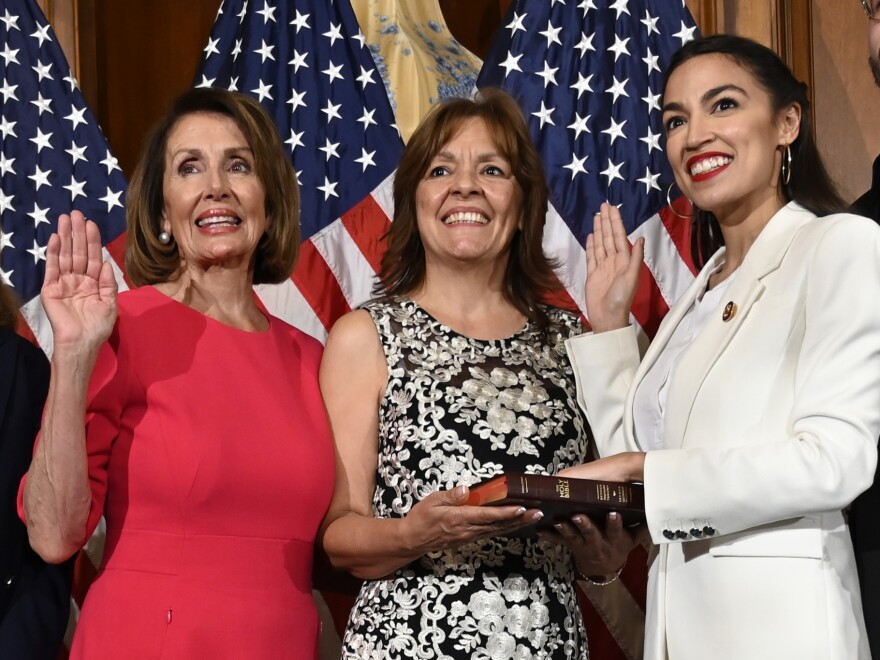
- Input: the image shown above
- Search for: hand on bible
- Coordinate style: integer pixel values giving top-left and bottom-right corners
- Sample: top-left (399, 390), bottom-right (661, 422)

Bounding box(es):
top-left (540, 510), bottom-right (639, 579)
top-left (403, 485), bottom-right (543, 553)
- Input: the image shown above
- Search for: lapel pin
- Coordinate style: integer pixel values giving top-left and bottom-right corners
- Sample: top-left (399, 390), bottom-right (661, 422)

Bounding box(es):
top-left (722, 301), bottom-right (737, 322)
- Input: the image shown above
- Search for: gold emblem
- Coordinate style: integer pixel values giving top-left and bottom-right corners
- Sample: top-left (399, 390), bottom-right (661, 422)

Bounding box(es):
top-left (722, 301), bottom-right (737, 322)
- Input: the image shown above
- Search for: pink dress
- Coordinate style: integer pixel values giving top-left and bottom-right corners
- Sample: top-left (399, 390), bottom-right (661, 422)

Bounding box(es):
top-left (22, 286), bottom-right (335, 658)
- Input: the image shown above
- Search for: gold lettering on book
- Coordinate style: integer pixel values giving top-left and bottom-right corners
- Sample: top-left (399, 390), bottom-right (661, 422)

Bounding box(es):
top-left (617, 486), bottom-right (631, 504)
top-left (597, 483), bottom-right (610, 502)
top-left (555, 479), bottom-right (570, 499)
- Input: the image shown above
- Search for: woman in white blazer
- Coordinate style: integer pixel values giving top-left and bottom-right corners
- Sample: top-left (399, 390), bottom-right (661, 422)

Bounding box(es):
top-left (562, 35), bottom-right (880, 660)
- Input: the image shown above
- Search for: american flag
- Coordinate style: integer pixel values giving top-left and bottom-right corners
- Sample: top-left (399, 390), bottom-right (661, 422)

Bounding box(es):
top-left (0, 0), bottom-right (129, 352)
top-left (479, 0), bottom-right (699, 338)
top-left (197, 0), bottom-right (404, 342)
top-left (477, 2), bottom-right (698, 658)
top-left (7, 0), bottom-right (702, 655)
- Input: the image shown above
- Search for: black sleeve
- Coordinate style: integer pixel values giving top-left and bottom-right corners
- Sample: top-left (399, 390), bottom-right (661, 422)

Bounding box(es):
top-left (0, 330), bottom-right (74, 660)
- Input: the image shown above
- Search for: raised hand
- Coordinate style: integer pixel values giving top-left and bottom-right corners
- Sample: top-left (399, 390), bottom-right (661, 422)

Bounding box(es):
top-left (585, 202), bottom-right (645, 332)
top-left (403, 485), bottom-right (542, 552)
top-left (41, 211), bottom-right (118, 350)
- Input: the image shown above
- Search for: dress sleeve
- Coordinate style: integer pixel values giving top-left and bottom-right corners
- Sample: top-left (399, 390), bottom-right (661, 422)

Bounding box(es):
top-left (18, 326), bottom-right (130, 540)
top-left (565, 326), bottom-right (643, 457)
top-left (644, 216), bottom-right (880, 544)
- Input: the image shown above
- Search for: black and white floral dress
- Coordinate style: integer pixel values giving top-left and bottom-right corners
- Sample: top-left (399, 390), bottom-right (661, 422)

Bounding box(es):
top-left (341, 299), bottom-right (590, 660)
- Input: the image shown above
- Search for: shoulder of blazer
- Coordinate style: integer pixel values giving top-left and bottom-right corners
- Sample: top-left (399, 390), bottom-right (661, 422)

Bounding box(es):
top-left (765, 208), bottom-right (880, 284)
top-left (736, 202), bottom-right (819, 282)
top-left (787, 208), bottom-right (880, 245)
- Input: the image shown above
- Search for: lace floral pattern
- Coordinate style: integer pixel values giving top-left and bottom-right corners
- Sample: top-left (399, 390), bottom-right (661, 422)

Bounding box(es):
top-left (341, 300), bottom-right (590, 659)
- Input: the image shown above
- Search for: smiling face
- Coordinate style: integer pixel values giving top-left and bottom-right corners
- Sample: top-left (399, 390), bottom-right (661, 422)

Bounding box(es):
top-left (161, 112), bottom-right (267, 275)
top-left (415, 117), bottom-right (523, 271)
top-left (661, 53), bottom-right (800, 224)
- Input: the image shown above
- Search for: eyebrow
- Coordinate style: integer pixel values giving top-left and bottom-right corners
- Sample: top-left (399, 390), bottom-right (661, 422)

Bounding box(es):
top-left (433, 149), bottom-right (507, 162)
top-left (661, 83), bottom-right (748, 114)
top-left (170, 145), bottom-right (253, 160)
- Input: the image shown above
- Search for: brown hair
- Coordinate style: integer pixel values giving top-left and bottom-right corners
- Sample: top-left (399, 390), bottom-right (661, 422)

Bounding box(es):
top-left (0, 279), bottom-right (20, 331)
top-left (125, 88), bottom-right (300, 285)
top-left (378, 88), bottom-right (560, 328)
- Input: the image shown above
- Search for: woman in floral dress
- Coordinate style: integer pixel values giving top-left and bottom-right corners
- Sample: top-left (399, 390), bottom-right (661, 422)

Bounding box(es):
top-left (319, 90), bottom-right (633, 659)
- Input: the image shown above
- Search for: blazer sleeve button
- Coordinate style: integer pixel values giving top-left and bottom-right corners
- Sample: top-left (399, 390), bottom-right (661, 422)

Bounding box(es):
top-left (662, 529), bottom-right (675, 540)
top-left (690, 528), bottom-right (703, 538)
top-left (675, 530), bottom-right (688, 539)
top-left (703, 525), bottom-right (716, 536)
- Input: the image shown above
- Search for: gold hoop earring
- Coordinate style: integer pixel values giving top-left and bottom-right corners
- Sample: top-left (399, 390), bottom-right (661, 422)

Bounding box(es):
top-left (780, 144), bottom-right (792, 186)
top-left (666, 182), bottom-right (693, 219)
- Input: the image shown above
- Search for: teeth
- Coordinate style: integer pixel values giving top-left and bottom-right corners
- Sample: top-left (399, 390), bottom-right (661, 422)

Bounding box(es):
top-left (443, 211), bottom-right (488, 225)
top-left (690, 156), bottom-right (732, 176)
top-left (196, 215), bottom-right (240, 228)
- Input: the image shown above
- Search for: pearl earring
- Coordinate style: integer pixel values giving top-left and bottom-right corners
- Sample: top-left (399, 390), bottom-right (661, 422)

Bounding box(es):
top-left (159, 231), bottom-right (171, 245)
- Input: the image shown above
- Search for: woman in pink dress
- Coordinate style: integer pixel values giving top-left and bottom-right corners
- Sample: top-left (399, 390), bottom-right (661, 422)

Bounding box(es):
top-left (20, 88), bottom-right (334, 659)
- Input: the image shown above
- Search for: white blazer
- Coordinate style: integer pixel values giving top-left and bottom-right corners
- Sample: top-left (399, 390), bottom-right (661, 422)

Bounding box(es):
top-left (566, 202), bottom-right (880, 660)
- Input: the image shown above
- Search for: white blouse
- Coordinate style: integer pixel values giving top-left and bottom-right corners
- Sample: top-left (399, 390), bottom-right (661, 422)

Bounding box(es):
top-left (632, 270), bottom-right (736, 450)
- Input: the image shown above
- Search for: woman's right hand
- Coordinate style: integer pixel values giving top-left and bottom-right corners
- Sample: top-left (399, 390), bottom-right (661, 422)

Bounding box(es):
top-left (403, 485), bottom-right (542, 552)
top-left (41, 211), bottom-right (118, 350)
top-left (585, 202), bottom-right (645, 333)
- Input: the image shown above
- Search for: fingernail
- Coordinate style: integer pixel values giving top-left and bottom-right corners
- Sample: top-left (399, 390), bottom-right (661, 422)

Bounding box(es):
top-left (608, 512), bottom-right (619, 520)
top-left (516, 507), bottom-right (527, 515)
top-left (572, 516), bottom-right (583, 524)
top-left (533, 512), bottom-right (544, 520)
top-left (455, 485), bottom-right (467, 497)
top-left (554, 522), bottom-right (564, 530)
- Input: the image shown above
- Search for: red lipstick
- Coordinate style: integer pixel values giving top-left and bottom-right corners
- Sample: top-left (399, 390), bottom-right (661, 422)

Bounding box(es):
top-left (686, 152), bottom-right (732, 183)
